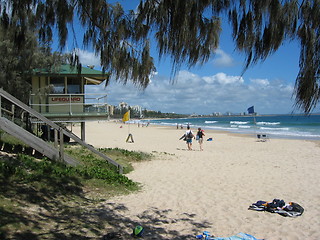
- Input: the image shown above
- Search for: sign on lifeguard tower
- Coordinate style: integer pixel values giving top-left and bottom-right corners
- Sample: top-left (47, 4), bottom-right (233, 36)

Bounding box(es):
top-left (48, 95), bottom-right (84, 113)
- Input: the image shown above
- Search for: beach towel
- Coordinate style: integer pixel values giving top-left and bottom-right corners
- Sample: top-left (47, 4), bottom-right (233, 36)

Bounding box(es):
top-left (213, 232), bottom-right (264, 240)
top-left (196, 232), bottom-right (263, 240)
top-left (248, 199), bottom-right (304, 217)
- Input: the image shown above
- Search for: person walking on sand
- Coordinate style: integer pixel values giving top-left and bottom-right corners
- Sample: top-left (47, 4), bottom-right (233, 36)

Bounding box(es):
top-left (180, 126), bottom-right (195, 150)
top-left (196, 128), bottom-right (205, 151)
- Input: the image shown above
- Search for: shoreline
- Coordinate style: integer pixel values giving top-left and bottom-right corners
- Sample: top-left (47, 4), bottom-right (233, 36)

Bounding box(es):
top-left (99, 119), bottom-right (320, 145)
top-left (114, 119), bottom-right (320, 142)
top-left (138, 116), bottom-right (320, 141)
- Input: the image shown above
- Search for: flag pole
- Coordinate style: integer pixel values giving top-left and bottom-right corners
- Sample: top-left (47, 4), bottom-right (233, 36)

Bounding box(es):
top-left (247, 106), bottom-right (256, 140)
top-left (253, 112), bottom-right (257, 139)
top-left (123, 110), bottom-right (134, 143)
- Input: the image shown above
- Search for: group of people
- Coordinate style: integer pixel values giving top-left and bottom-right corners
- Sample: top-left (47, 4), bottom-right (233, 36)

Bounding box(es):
top-left (179, 126), bottom-right (205, 151)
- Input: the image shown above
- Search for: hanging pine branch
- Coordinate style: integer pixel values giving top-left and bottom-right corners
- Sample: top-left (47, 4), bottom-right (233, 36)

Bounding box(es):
top-left (0, 0), bottom-right (319, 112)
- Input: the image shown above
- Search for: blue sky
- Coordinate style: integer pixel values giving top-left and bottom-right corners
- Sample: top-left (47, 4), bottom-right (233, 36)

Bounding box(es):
top-left (54, 1), bottom-right (308, 115)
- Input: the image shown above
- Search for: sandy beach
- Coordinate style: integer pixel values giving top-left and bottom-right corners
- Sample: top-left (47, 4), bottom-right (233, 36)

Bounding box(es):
top-left (73, 120), bottom-right (320, 240)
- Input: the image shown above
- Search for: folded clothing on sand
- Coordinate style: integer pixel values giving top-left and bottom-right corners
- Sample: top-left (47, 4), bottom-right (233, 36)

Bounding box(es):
top-left (248, 199), bottom-right (304, 217)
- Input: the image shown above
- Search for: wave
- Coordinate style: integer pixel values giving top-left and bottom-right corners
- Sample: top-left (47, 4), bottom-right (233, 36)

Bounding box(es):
top-left (260, 127), bottom-right (289, 131)
top-left (256, 121), bottom-right (280, 125)
top-left (239, 125), bottom-right (251, 129)
top-left (267, 130), bottom-right (320, 139)
top-left (230, 125), bottom-right (251, 129)
top-left (205, 121), bottom-right (218, 124)
top-left (205, 126), bottom-right (235, 131)
top-left (230, 121), bottom-right (249, 125)
top-left (148, 116), bottom-right (320, 140)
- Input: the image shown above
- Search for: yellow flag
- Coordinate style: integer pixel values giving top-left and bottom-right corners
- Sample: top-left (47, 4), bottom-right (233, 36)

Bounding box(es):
top-left (122, 110), bottom-right (130, 122)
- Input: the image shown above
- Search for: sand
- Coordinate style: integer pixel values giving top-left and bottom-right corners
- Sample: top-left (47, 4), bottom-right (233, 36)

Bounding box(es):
top-left (73, 120), bottom-right (320, 240)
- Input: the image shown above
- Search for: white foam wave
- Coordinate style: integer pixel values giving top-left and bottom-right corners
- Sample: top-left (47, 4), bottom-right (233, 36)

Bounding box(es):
top-left (239, 125), bottom-right (251, 129)
top-left (256, 121), bottom-right (280, 125)
top-left (205, 121), bottom-right (218, 124)
top-left (230, 121), bottom-right (249, 125)
top-left (205, 126), bottom-right (235, 131)
top-left (267, 130), bottom-right (320, 139)
top-left (260, 127), bottom-right (289, 131)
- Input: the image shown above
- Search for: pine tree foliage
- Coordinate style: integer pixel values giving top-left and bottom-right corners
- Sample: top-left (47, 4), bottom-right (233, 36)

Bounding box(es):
top-left (136, 0), bottom-right (224, 76)
top-left (226, 0), bottom-right (320, 113)
top-left (0, 23), bottom-right (68, 103)
top-left (137, 0), bottom-right (320, 112)
top-left (295, 0), bottom-right (320, 112)
top-left (0, 0), bottom-right (319, 112)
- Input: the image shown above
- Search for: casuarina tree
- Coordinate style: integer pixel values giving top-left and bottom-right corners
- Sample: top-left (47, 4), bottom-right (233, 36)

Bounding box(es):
top-left (0, 0), bottom-right (319, 112)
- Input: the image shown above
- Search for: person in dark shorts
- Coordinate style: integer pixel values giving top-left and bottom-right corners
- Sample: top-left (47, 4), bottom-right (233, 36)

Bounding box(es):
top-left (180, 126), bottom-right (195, 150)
top-left (196, 128), bottom-right (205, 151)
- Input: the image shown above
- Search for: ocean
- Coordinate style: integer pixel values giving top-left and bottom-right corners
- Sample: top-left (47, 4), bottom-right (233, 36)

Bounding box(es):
top-left (145, 114), bottom-right (320, 140)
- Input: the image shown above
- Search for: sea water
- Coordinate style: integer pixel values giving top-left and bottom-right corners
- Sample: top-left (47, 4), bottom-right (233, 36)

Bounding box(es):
top-left (145, 114), bottom-right (320, 140)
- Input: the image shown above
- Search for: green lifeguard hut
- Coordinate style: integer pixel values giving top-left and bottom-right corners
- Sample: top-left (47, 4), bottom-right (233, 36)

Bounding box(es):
top-left (29, 64), bottom-right (109, 140)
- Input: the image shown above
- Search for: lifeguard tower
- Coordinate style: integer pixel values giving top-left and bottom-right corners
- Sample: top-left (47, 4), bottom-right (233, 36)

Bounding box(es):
top-left (29, 64), bottom-right (110, 140)
top-left (0, 64), bottom-right (123, 172)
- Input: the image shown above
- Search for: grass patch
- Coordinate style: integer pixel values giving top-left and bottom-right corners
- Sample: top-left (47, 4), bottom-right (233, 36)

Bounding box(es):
top-left (0, 145), bottom-right (153, 239)
top-left (65, 145), bottom-right (153, 174)
top-left (0, 131), bottom-right (26, 146)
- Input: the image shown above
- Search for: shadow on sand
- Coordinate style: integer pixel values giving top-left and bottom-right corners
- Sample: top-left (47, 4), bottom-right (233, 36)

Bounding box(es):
top-left (0, 174), bottom-right (211, 240)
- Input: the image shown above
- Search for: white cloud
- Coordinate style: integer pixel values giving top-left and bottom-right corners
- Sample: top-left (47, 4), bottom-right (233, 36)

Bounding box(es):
top-left (75, 49), bottom-right (101, 68)
top-left (86, 70), bottom-right (295, 115)
top-left (250, 78), bottom-right (270, 87)
top-left (203, 72), bottom-right (244, 85)
top-left (212, 49), bottom-right (235, 67)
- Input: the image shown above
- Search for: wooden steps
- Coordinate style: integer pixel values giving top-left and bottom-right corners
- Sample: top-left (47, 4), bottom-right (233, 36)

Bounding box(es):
top-left (0, 117), bottom-right (78, 166)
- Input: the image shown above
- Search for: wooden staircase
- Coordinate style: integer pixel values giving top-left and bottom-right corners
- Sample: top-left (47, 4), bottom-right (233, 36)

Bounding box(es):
top-left (0, 117), bottom-right (78, 165)
top-left (0, 88), bottom-right (123, 173)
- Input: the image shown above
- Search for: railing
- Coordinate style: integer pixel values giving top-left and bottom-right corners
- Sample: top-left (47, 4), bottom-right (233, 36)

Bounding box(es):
top-left (29, 93), bottom-right (108, 115)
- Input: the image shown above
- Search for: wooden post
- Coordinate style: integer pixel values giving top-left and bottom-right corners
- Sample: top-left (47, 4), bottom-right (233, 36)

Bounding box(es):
top-left (59, 128), bottom-right (64, 162)
top-left (118, 165), bottom-right (123, 174)
top-left (0, 105), bottom-right (1, 142)
top-left (47, 126), bottom-right (51, 142)
top-left (0, 93), bottom-right (2, 118)
top-left (69, 93), bottom-right (72, 115)
top-left (81, 122), bottom-right (85, 141)
top-left (11, 105), bottom-right (15, 121)
top-left (54, 128), bottom-right (58, 148)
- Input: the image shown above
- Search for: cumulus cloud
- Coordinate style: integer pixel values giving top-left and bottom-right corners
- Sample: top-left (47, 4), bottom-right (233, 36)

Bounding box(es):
top-left (203, 72), bottom-right (244, 85)
top-left (212, 49), bottom-right (235, 67)
top-left (75, 49), bottom-right (101, 68)
top-left (86, 70), bottom-right (295, 115)
top-left (250, 78), bottom-right (270, 88)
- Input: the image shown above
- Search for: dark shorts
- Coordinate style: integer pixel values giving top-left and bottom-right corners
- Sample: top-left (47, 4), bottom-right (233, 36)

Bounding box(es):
top-left (186, 139), bottom-right (192, 143)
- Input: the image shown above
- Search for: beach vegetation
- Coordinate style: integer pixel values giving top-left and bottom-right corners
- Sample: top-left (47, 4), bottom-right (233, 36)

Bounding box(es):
top-left (0, 131), bottom-right (25, 147)
top-left (65, 145), bottom-right (153, 174)
top-left (1, 0), bottom-right (319, 113)
top-left (0, 145), bottom-right (153, 238)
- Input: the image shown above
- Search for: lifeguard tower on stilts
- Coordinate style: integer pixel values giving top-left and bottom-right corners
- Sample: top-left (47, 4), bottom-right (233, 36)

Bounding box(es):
top-left (29, 64), bottom-right (111, 141)
top-left (0, 64), bottom-right (123, 173)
